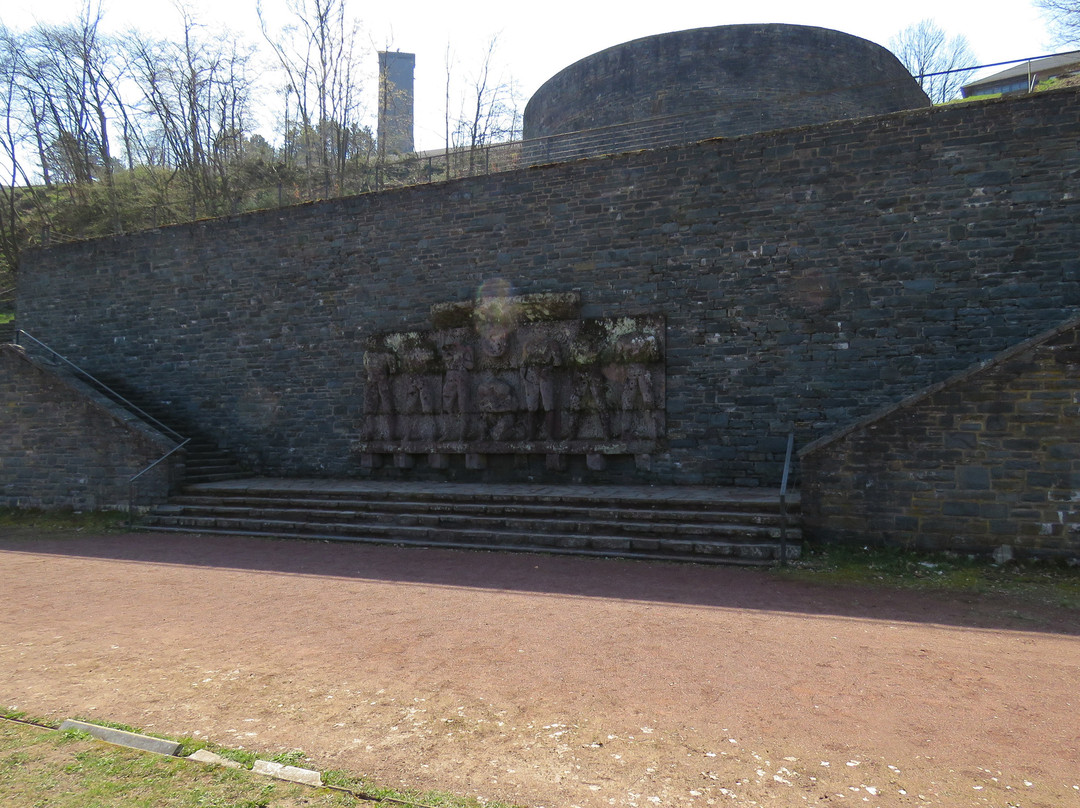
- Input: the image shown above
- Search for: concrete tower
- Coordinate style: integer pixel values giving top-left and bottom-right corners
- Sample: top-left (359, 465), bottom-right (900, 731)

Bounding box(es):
top-left (378, 51), bottom-right (416, 156)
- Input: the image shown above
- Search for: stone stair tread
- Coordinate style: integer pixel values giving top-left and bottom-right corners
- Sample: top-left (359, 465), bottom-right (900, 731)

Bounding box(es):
top-left (183, 473), bottom-right (254, 484)
top-left (159, 498), bottom-right (797, 523)
top-left (138, 523), bottom-right (789, 565)
top-left (147, 505), bottom-right (798, 538)
top-left (179, 482), bottom-right (799, 509)
top-left (144, 477), bottom-right (802, 566)
top-left (166, 494), bottom-right (797, 515)
top-left (143, 514), bottom-right (800, 552)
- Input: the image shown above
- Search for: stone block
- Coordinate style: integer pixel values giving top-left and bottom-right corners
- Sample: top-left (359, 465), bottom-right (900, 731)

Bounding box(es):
top-left (59, 720), bottom-right (181, 756)
top-left (252, 759), bottom-right (322, 787)
top-left (187, 749), bottom-right (243, 769)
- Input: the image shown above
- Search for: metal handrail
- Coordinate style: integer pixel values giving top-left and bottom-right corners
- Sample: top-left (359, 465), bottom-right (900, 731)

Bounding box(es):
top-left (778, 431), bottom-right (795, 566)
top-left (12, 329), bottom-right (190, 521)
top-left (128, 438), bottom-right (190, 524)
top-left (15, 329), bottom-right (185, 443)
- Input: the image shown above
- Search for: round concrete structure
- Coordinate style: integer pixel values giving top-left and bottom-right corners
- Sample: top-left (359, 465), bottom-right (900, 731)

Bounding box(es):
top-left (523, 25), bottom-right (930, 159)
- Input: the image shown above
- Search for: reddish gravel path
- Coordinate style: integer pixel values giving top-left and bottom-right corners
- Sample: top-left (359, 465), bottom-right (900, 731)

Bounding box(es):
top-left (1, 531), bottom-right (1077, 807)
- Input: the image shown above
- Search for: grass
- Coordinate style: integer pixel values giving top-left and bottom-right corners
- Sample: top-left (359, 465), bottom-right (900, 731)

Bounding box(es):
top-left (0, 507), bottom-right (130, 533)
top-left (0, 719), bottom-right (354, 808)
top-left (0, 713), bottom-right (523, 808)
top-left (0, 312), bottom-right (13, 325)
top-left (777, 542), bottom-right (1080, 609)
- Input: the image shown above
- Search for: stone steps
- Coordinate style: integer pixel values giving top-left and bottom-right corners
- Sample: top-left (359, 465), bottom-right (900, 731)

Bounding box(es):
top-left (179, 440), bottom-right (251, 485)
top-left (143, 480), bottom-right (801, 565)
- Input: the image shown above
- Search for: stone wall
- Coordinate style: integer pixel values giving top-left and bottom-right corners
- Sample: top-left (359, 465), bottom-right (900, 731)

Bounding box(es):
top-left (15, 87), bottom-right (1080, 486)
top-left (0, 344), bottom-right (179, 510)
top-left (523, 25), bottom-right (929, 159)
top-left (800, 318), bottom-right (1080, 558)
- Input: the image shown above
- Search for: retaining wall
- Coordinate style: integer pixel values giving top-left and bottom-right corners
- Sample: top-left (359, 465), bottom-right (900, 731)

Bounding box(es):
top-left (0, 345), bottom-right (179, 509)
top-left (15, 88), bottom-right (1080, 485)
top-left (800, 318), bottom-right (1080, 557)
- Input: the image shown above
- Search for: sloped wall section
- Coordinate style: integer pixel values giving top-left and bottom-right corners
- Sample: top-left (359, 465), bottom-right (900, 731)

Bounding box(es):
top-left (800, 318), bottom-right (1080, 557)
top-left (0, 344), bottom-right (180, 510)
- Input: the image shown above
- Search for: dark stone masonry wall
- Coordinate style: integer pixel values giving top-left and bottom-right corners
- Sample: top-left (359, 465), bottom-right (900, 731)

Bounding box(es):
top-left (16, 88), bottom-right (1080, 486)
top-left (0, 345), bottom-right (178, 509)
top-left (523, 24), bottom-right (930, 158)
top-left (801, 319), bottom-right (1080, 558)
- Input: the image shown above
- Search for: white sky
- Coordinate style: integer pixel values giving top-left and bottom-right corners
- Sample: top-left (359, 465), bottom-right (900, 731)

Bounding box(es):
top-left (4, 0), bottom-right (1060, 151)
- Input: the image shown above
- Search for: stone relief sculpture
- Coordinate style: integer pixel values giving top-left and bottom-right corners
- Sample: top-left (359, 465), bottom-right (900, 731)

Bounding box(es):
top-left (399, 339), bottom-right (439, 441)
top-left (361, 350), bottom-right (396, 440)
top-left (567, 327), bottom-right (611, 441)
top-left (476, 378), bottom-right (517, 442)
top-left (519, 334), bottom-right (563, 440)
top-left (614, 331), bottom-right (661, 440)
top-left (440, 336), bottom-right (474, 441)
top-left (355, 291), bottom-right (664, 471)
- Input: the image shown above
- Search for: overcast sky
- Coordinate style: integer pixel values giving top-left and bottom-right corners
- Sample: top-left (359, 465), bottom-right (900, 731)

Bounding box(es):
top-left (5, 0), bottom-right (1060, 151)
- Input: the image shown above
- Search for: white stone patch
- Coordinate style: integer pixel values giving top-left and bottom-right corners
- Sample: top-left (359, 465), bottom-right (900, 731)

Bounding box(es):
top-left (252, 759), bottom-right (322, 787)
top-left (186, 749), bottom-right (242, 769)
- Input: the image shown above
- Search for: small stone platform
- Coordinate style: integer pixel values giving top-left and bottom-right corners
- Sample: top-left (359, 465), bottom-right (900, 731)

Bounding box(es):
top-left (143, 479), bottom-right (800, 565)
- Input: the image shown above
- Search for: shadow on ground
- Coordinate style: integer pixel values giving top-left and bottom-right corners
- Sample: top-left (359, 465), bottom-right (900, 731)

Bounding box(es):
top-left (2, 530), bottom-right (1076, 637)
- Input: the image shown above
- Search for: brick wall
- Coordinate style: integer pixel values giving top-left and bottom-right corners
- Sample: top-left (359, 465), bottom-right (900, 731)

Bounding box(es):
top-left (15, 88), bottom-right (1080, 486)
top-left (800, 319), bottom-right (1080, 557)
top-left (0, 345), bottom-right (179, 510)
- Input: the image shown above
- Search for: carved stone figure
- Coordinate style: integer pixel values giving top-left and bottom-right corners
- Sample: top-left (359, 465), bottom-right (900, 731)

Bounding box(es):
top-left (476, 378), bottom-right (517, 442)
top-left (362, 350), bottom-right (396, 440)
top-left (568, 333), bottom-right (610, 440)
top-left (400, 344), bottom-right (438, 441)
top-left (519, 334), bottom-right (563, 440)
top-left (355, 293), bottom-right (664, 469)
top-left (440, 339), bottom-right (474, 441)
top-left (479, 326), bottom-right (512, 360)
top-left (614, 331), bottom-right (660, 439)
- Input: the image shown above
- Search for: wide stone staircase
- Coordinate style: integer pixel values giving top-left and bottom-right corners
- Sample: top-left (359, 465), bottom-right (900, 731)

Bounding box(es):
top-left (142, 479), bottom-right (800, 565)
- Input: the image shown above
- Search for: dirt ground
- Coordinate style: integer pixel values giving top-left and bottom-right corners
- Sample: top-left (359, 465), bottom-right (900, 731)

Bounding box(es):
top-left (1, 530), bottom-right (1077, 808)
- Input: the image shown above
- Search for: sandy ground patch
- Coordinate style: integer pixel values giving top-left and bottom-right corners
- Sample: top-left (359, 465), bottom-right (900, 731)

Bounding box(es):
top-left (1, 531), bottom-right (1077, 807)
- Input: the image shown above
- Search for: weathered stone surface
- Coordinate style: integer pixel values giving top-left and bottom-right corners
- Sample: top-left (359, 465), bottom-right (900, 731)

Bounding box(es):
top-left (523, 24), bottom-right (929, 161)
top-left (14, 88), bottom-right (1080, 488)
top-left (801, 319), bottom-right (1080, 557)
top-left (252, 759), bottom-right (323, 787)
top-left (0, 345), bottom-right (181, 510)
top-left (186, 749), bottom-right (243, 769)
top-left (355, 295), bottom-right (665, 468)
top-left (59, 720), bottom-right (181, 756)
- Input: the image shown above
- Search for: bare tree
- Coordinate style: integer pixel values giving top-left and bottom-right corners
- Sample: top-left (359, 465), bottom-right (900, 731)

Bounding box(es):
top-left (890, 19), bottom-right (978, 104)
top-left (8, 2), bottom-right (131, 234)
top-left (0, 26), bottom-right (26, 274)
top-left (448, 36), bottom-right (521, 176)
top-left (1036, 0), bottom-right (1080, 46)
top-left (127, 6), bottom-right (255, 218)
top-left (258, 0), bottom-right (366, 197)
